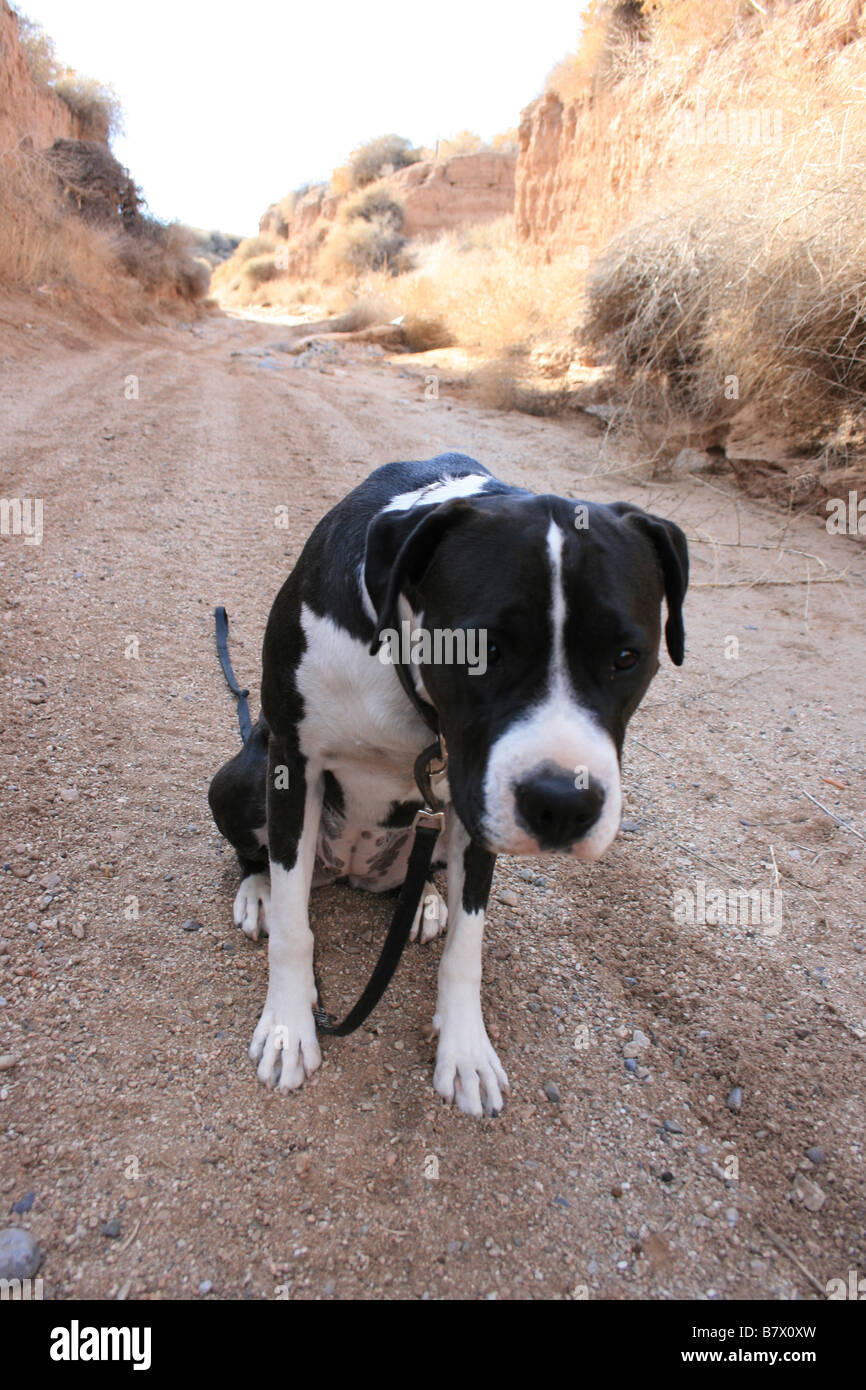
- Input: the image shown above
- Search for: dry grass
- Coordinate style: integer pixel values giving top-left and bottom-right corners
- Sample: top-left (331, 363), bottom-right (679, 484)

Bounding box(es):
top-left (15, 10), bottom-right (62, 84)
top-left (350, 217), bottom-right (585, 361)
top-left (317, 183), bottom-right (407, 279)
top-left (0, 145), bottom-right (207, 312)
top-left (585, 143), bottom-right (866, 447)
top-left (342, 134), bottom-right (420, 190)
top-left (242, 252), bottom-right (279, 286)
top-left (52, 75), bottom-right (124, 143)
top-left (117, 220), bottom-right (209, 302)
top-left (0, 145), bottom-right (116, 292)
top-left (234, 234), bottom-right (276, 263)
top-left (569, 0), bottom-right (866, 490)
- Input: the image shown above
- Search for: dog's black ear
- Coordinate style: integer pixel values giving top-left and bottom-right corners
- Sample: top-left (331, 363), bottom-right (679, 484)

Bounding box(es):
top-left (610, 503), bottom-right (690, 665)
top-left (365, 498), bottom-right (474, 654)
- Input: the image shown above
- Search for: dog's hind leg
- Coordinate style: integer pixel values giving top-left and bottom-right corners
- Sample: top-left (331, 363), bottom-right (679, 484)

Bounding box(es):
top-left (410, 881), bottom-right (448, 944)
top-left (208, 716), bottom-right (271, 938)
top-left (249, 736), bottom-right (323, 1094)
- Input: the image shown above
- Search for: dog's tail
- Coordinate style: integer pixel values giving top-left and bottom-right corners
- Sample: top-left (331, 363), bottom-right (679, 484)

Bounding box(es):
top-left (214, 606), bottom-right (252, 744)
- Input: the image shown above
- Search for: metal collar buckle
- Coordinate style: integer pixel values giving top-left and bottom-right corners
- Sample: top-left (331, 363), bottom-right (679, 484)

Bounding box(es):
top-left (412, 807), bottom-right (445, 834)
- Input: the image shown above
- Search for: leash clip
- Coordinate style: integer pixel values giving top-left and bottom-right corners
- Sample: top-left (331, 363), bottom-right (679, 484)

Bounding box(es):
top-left (414, 734), bottom-right (449, 813)
top-left (412, 807), bottom-right (445, 835)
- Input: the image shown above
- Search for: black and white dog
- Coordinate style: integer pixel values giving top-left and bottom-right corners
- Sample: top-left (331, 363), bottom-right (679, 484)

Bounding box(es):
top-left (209, 453), bottom-right (688, 1116)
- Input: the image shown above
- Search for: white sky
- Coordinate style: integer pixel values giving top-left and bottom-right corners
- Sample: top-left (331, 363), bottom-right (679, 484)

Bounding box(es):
top-left (18, 1), bottom-right (584, 234)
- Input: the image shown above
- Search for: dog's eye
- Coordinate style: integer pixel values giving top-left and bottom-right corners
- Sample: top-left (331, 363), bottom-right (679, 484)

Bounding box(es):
top-left (486, 642), bottom-right (502, 664)
top-left (613, 648), bottom-right (639, 672)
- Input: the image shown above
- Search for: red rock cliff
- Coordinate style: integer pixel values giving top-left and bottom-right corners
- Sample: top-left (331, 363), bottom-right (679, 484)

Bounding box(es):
top-left (515, 93), bottom-right (586, 257)
top-left (0, 1), bottom-right (82, 151)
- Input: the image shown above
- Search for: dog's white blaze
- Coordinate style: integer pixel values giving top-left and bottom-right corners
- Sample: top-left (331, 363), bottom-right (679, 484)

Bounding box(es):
top-left (383, 472), bottom-right (491, 513)
top-left (547, 520), bottom-right (567, 681)
top-left (481, 519), bottom-right (622, 859)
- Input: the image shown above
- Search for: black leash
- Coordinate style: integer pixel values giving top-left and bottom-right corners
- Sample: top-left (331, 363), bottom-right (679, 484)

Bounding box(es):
top-left (214, 606), bottom-right (252, 743)
top-left (212, 605), bottom-right (448, 1037)
top-left (313, 803), bottom-right (444, 1035)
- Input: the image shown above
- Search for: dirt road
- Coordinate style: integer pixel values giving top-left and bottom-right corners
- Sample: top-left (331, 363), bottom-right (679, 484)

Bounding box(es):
top-left (1, 307), bottom-right (864, 1300)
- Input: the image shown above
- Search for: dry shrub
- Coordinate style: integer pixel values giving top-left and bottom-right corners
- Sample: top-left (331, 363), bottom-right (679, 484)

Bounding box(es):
top-left (586, 160), bottom-right (866, 451)
top-left (545, 0), bottom-right (625, 101)
top-left (347, 134), bottom-right (420, 188)
top-left (491, 128), bottom-right (519, 154)
top-left (118, 220), bottom-right (209, 302)
top-left (188, 228), bottom-right (243, 268)
top-left (329, 165), bottom-right (352, 197)
top-left (15, 11), bottom-right (62, 84)
top-left (0, 144), bottom-right (116, 291)
top-left (318, 184), bottom-right (407, 279)
top-left (234, 234), bottom-right (276, 263)
top-left (435, 130), bottom-right (483, 160)
top-left (45, 139), bottom-right (139, 224)
top-left (577, 0), bottom-right (866, 471)
top-left (351, 216), bottom-right (583, 359)
top-left (342, 183), bottom-right (404, 230)
top-left (53, 74), bottom-right (124, 143)
top-left (0, 144), bottom-right (207, 309)
top-left (318, 220), bottom-right (407, 278)
top-left (242, 252), bottom-right (279, 285)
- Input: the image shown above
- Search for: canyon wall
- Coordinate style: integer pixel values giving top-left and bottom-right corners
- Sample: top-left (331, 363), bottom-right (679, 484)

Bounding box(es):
top-left (515, 93), bottom-right (584, 257)
top-left (258, 150), bottom-right (516, 278)
top-left (0, 2), bottom-right (81, 151)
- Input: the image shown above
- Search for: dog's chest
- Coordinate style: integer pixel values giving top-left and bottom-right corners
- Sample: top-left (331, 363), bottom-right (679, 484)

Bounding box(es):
top-left (296, 603), bottom-right (429, 763)
top-left (296, 605), bottom-right (437, 889)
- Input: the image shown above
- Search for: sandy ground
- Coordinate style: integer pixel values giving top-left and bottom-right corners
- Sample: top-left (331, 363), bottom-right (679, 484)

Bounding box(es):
top-left (1, 303), bottom-right (864, 1302)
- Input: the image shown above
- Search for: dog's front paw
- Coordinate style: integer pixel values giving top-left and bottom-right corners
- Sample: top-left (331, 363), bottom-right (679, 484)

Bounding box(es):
top-left (411, 881), bottom-right (448, 944)
top-left (250, 986), bottom-right (321, 1094)
top-left (432, 1011), bottom-right (509, 1117)
top-left (233, 871), bottom-right (270, 940)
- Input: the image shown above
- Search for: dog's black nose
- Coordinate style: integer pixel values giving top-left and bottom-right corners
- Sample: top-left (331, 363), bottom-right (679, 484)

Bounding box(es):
top-left (514, 773), bottom-right (605, 849)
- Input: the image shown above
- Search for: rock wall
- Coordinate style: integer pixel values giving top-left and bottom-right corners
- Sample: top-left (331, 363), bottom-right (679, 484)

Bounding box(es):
top-left (389, 151), bottom-right (516, 238)
top-left (515, 92), bottom-right (584, 257)
top-left (0, 1), bottom-right (81, 151)
top-left (258, 150), bottom-right (516, 278)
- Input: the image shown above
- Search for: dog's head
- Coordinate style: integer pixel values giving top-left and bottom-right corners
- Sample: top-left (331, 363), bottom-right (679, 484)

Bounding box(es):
top-left (365, 491), bottom-right (688, 859)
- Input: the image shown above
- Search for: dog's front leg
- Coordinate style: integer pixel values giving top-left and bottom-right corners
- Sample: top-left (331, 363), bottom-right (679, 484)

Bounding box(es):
top-left (433, 809), bottom-right (508, 1116)
top-left (249, 738), bottom-right (323, 1093)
